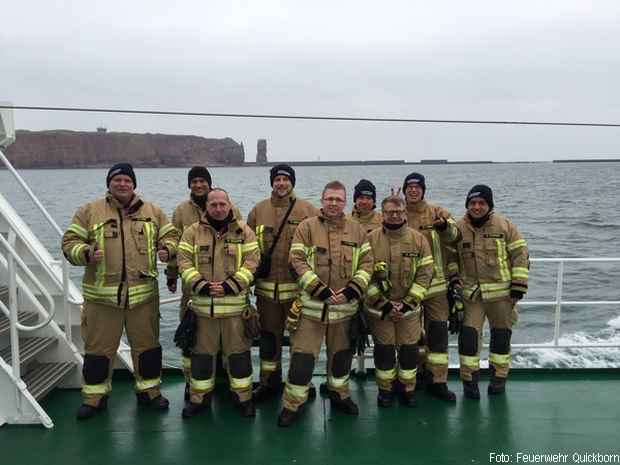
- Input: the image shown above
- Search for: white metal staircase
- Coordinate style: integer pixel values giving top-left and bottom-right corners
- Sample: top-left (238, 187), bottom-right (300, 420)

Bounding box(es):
top-left (0, 106), bottom-right (132, 428)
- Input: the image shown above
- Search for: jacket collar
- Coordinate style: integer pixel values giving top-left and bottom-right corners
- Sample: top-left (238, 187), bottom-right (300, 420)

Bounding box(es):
top-left (106, 192), bottom-right (143, 213)
top-left (406, 199), bottom-right (428, 215)
top-left (270, 191), bottom-right (296, 208)
top-left (319, 209), bottom-right (345, 228)
top-left (352, 207), bottom-right (377, 223)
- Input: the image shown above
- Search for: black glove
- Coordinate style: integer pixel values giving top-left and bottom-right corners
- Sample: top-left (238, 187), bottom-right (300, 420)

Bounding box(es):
top-left (197, 280), bottom-right (211, 296)
top-left (349, 311), bottom-right (370, 355)
top-left (447, 279), bottom-right (464, 335)
top-left (510, 290), bottom-right (525, 300)
top-left (174, 307), bottom-right (197, 357)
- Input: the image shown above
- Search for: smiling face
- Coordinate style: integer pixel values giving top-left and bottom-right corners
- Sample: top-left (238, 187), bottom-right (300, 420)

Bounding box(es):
top-left (206, 189), bottom-right (232, 221)
top-left (272, 175), bottom-right (293, 198)
top-left (405, 183), bottom-right (424, 204)
top-left (382, 200), bottom-right (406, 225)
top-left (321, 187), bottom-right (346, 219)
top-left (467, 197), bottom-right (490, 219)
top-left (355, 195), bottom-right (374, 213)
top-left (108, 174), bottom-right (135, 205)
top-left (190, 177), bottom-right (210, 197)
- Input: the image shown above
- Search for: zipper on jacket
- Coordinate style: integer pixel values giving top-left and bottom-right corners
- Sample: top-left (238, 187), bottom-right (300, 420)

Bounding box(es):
top-left (210, 233), bottom-right (216, 318)
top-left (117, 208), bottom-right (128, 308)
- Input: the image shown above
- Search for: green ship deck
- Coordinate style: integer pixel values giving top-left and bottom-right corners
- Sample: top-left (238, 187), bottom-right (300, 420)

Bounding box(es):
top-left (1, 369), bottom-right (619, 465)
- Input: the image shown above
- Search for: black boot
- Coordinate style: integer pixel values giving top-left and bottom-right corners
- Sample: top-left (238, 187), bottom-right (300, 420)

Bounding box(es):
top-left (76, 396), bottom-right (107, 420)
top-left (182, 394), bottom-right (211, 419)
top-left (329, 392), bottom-right (359, 415)
top-left (184, 383), bottom-right (190, 402)
top-left (308, 382), bottom-right (317, 400)
top-left (319, 381), bottom-right (328, 396)
top-left (277, 408), bottom-right (298, 427)
top-left (238, 399), bottom-right (256, 417)
top-left (463, 381), bottom-right (480, 400)
top-left (427, 383), bottom-right (457, 402)
top-left (377, 390), bottom-right (394, 408)
top-left (136, 392), bottom-right (170, 410)
top-left (400, 390), bottom-right (417, 408)
top-left (488, 376), bottom-right (506, 395)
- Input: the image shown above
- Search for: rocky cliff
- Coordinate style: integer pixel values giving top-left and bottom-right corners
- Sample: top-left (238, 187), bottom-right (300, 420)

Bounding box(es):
top-left (4, 130), bottom-right (245, 168)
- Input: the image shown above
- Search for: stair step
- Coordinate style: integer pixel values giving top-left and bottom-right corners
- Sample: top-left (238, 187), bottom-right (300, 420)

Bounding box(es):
top-left (22, 362), bottom-right (77, 400)
top-left (0, 337), bottom-right (58, 365)
top-left (0, 311), bottom-right (39, 337)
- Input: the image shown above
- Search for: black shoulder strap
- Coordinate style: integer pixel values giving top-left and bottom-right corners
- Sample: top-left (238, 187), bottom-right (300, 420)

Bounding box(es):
top-left (267, 198), bottom-right (297, 256)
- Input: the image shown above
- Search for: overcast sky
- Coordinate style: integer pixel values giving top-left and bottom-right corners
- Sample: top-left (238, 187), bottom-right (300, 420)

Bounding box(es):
top-left (2, 1), bottom-right (620, 162)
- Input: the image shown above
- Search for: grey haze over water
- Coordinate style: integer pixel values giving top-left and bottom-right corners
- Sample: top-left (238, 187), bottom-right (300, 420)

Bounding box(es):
top-left (2, 163), bottom-right (619, 368)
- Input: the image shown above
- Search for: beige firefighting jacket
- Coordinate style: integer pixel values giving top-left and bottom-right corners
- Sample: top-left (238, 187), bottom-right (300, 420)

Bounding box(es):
top-left (346, 208), bottom-right (383, 235)
top-left (178, 217), bottom-right (259, 318)
top-left (247, 192), bottom-right (319, 302)
top-left (289, 211), bottom-right (373, 322)
top-left (62, 193), bottom-right (178, 309)
top-left (365, 224), bottom-right (434, 319)
top-left (166, 198), bottom-right (242, 280)
top-left (406, 200), bottom-right (460, 299)
top-left (456, 212), bottom-right (529, 302)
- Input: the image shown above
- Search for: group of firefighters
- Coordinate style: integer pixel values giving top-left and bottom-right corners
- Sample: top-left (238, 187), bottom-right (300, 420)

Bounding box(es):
top-left (61, 162), bottom-right (529, 426)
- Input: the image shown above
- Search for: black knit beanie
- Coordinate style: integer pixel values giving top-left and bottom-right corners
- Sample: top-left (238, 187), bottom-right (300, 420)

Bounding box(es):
top-left (187, 166), bottom-right (212, 188)
top-left (402, 172), bottom-right (426, 198)
top-left (466, 184), bottom-right (494, 210)
top-left (270, 164), bottom-right (296, 187)
top-left (354, 179), bottom-right (376, 206)
top-left (106, 163), bottom-right (136, 188)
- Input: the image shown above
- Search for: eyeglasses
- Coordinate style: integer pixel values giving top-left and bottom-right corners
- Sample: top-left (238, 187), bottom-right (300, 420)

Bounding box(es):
top-left (383, 209), bottom-right (405, 216)
top-left (322, 197), bottom-right (346, 204)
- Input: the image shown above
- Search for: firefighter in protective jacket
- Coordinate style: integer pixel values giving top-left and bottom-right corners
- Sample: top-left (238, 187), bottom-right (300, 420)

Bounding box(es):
top-left (346, 179), bottom-right (382, 234)
top-left (62, 163), bottom-right (178, 420)
top-left (455, 185), bottom-right (529, 399)
top-left (278, 181), bottom-right (373, 427)
top-left (247, 164), bottom-right (319, 401)
top-left (402, 172), bottom-right (461, 401)
top-left (365, 196), bottom-right (434, 407)
top-left (177, 188), bottom-right (260, 418)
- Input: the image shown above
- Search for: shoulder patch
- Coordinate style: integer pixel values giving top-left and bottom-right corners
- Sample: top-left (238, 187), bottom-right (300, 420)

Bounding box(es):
top-left (341, 240), bottom-right (358, 247)
top-left (462, 242), bottom-right (471, 249)
top-left (225, 238), bottom-right (244, 244)
top-left (316, 246), bottom-right (327, 254)
top-left (199, 245), bottom-right (210, 251)
top-left (402, 251), bottom-right (420, 258)
top-left (484, 233), bottom-right (504, 239)
top-left (420, 224), bottom-right (434, 230)
top-left (288, 219), bottom-right (302, 225)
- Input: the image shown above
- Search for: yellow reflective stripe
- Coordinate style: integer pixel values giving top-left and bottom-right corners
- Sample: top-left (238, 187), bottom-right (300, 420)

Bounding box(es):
top-left (489, 352), bottom-right (511, 365)
top-left (178, 241), bottom-right (194, 255)
top-left (135, 377), bottom-right (160, 391)
top-left (241, 241), bottom-right (259, 253)
top-left (234, 266), bottom-right (254, 286)
top-left (365, 307), bottom-right (383, 318)
top-left (261, 360), bottom-right (279, 372)
top-left (352, 269), bottom-right (370, 287)
top-left (460, 355), bottom-right (480, 368)
top-left (181, 356), bottom-right (191, 370)
top-left (425, 280), bottom-right (448, 297)
top-left (430, 230), bottom-right (445, 282)
top-left (191, 376), bottom-right (215, 391)
top-left (397, 367), bottom-right (417, 380)
top-left (375, 367), bottom-right (397, 381)
top-left (255, 281), bottom-right (298, 292)
top-left (506, 239), bottom-right (527, 252)
top-left (144, 222), bottom-right (157, 276)
top-left (480, 282), bottom-right (511, 291)
top-left (497, 239), bottom-right (511, 282)
top-left (158, 223), bottom-right (176, 240)
top-left (68, 223), bottom-right (89, 240)
top-left (351, 247), bottom-right (360, 275)
top-left (511, 267), bottom-right (529, 279)
top-left (229, 374), bottom-right (253, 390)
top-left (256, 225), bottom-right (266, 253)
top-left (448, 262), bottom-right (459, 274)
top-left (299, 270), bottom-right (319, 290)
top-left (290, 242), bottom-right (305, 252)
top-left (444, 218), bottom-right (459, 242)
top-left (181, 268), bottom-right (201, 286)
top-left (419, 255), bottom-right (434, 267)
top-left (427, 352), bottom-right (449, 365)
top-left (359, 242), bottom-right (372, 255)
top-left (71, 244), bottom-right (89, 264)
top-left (408, 282), bottom-right (427, 302)
top-left (92, 223), bottom-right (106, 287)
top-left (328, 374), bottom-right (350, 388)
top-left (285, 382), bottom-right (309, 399)
top-left (82, 380), bottom-right (111, 395)
top-left (367, 284), bottom-right (381, 297)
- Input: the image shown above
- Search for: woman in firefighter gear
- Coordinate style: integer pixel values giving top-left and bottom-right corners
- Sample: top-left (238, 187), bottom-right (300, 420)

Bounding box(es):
top-left (346, 179), bottom-right (382, 234)
top-left (177, 188), bottom-right (260, 418)
top-left (62, 163), bottom-right (178, 420)
top-left (455, 185), bottom-right (529, 399)
top-left (365, 196), bottom-right (434, 408)
top-left (247, 164), bottom-right (319, 402)
top-left (166, 166), bottom-right (242, 398)
top-left (402, 172), bottom-right (461, 402)
top-left (278, 181), bottom-right (373, 427)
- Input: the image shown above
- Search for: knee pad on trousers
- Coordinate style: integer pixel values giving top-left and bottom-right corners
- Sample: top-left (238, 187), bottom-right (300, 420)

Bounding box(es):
top-left (259, 330), bottom-right (277, 360)
top-left (374, 344), bottom-right (396, 370)
top-left (228, 351), bottom-right (252, 378)
top-left (398, 344), bottom-right (419, 370)
top-left (83, 354), bottom-right (109, 384)
top-left (490, 328), bottom-right (512, 355)
top-left (427, 320), bottom-right (448, 353)
top-left (138, 346), bottom-right (162, 379)
top-left (458, 326), bottom-right (478, 356)
top-left (331, 349), bottom-right (353, 377)
top-left (288, 352), bottom-right (315, 385)
top-left (191, 354), bottom-right (214, 380)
